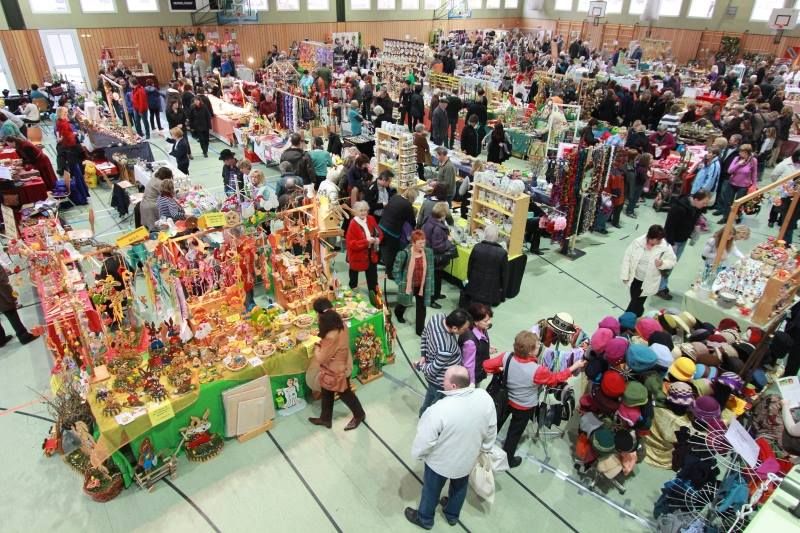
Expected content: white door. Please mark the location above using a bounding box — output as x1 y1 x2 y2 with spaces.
38 30 90 91
0 42 16 94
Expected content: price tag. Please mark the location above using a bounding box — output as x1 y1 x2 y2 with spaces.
200 211 226 229
248 357 263 368
147 401 175 426
116 226 149 248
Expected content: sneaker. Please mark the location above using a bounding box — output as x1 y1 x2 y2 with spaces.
656 289 673 300
509 455 523 468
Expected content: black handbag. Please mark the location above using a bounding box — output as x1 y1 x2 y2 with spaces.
485 353 512 422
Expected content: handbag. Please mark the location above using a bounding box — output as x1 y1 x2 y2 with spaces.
485 353 512 422
434 240 458 269
468 450 495 503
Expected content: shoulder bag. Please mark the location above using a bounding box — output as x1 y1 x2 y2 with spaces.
485 353 513 422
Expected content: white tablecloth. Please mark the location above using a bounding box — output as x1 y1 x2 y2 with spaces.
134 161 187 188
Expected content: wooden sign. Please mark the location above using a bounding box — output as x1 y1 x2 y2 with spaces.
116 226 149 248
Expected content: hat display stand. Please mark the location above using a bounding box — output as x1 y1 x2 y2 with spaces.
658 419 784 532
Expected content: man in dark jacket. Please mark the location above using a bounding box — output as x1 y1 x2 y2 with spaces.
568 39 581 60
409 85 425 131
431 99 449 146
280 133 316 185
464 224 508 306
467 90 488 144
625 124 650 154
657 191 710 300
379 187 417 279
399 80 413 129
446 93 462 149
365 170 396 221
460 115 480 157
712 134 742 213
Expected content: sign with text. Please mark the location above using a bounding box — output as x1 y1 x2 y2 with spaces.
170 0 198 10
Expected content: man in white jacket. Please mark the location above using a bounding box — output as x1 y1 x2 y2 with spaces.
620 224 677 317
405 366 497 529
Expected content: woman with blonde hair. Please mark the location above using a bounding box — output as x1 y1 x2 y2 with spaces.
702 225 749 267
167 126 190 174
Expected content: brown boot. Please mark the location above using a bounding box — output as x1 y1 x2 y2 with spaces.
308 417 331 429
344 416 364 431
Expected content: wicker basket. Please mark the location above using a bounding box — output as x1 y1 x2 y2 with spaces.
83 471 124 503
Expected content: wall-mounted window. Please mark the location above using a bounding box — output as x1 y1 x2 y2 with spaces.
351 0 371 8
276 0 300 9
80 0 116 12
687 0 715 18
505 0 519 8
554 0 572 10
29 0 70 13
751 0 785 21
249 0 269 9
469 0 482 7
628 0 646 14
485 0 500 8
308 0 329 8
126 0 158 10
423 0 438 8
401 0 418 7
629 0 682 16
378 0 396 8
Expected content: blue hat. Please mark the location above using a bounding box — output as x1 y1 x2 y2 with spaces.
625 344 658 373
619 312 637 331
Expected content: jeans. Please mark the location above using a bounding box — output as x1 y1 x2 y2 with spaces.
499 405 536 459
718 184 748 220
659 241 687 291
133 109 150 138
626 183 644 215
419 383 442 417
626 278 647 317
1 309 29 339
417 464 469 528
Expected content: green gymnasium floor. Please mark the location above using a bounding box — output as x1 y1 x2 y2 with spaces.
0 124 780 532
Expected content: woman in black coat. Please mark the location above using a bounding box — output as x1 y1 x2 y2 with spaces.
408 85 425 130
463 226 508 306
460 115 480 157
187 97 211 157
378 188 418 280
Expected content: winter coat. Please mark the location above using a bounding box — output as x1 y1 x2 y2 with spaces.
393 247 435 307
181 91 195 112
431 106 449 145
0 268 17 313
411 386 497 479
605 171 625 207
280 147 315 184
620 235 677 296
316 328 353 393
691 157 720 194
465 241 508 306
414 132 431 165
625 131 650 154
467 100 488 124
168 137 190 170
132 86 148 113
145 86 162 111
188 105 211 132
166 108 186 129
379 195 416 237
365 182 396 216
422 217 451 256
409 92 425 119
727 156 758 188
460 124 480 157
345 215 383 271
140 175 164 230
664 196 702 245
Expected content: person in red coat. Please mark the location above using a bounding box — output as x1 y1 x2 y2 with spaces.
130 78 151 139
345 200 383 293
9 137 58 190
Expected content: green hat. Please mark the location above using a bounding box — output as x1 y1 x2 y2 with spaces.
622 381 649 407
591 427 615 454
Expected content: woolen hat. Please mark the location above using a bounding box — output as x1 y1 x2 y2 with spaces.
747 327 764 346
658 313 678 335
592 386 622 414
733 342 755 361
626 344 658 373
597 454 623 478
618 311 637 331
693 363 719 380
688 329 711 343
591 427 616 454
666 382 695 406
718 318 740 332
614 429 638 453
585 358 608 381
591 328 615 354
680 311 698 329
598 316 621 336
691 378 714 397
691 395 722 421
719 330 740 343
579 412 604 435
622 381 649 407
716 371 744 394
636 317 663 342
649 330 674 351
651 343 674 369
670 314 692 336
617 404 641 427
668 357 696 382
604 337 629 365
691 342 721 366
601 370 627 398
707 334 726 345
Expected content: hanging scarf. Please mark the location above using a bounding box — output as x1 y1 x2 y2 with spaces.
405 249 426 297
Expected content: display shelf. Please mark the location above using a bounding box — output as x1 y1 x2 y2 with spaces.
469 181 530 257
375 128 416 190
751 266 800 326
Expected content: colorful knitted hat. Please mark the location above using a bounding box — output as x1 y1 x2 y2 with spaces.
591 328 615 354
622 381 649 407
668 357 696 382
601 370 627 398
604 337 629 366
598 316 621 336
666 382 695 406
626 344 658 373
649 330 674 351
591 427 616 454
618 311 637 331
716 371 744 394
617 404 641 427
691 395 722 421
636 317 663 342
693 363 719 380
651 343 674 369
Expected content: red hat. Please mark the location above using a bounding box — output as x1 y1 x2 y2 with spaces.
601 370 626 398
747 327 764 346
717 318 740 332
591 328 615 354
635 317 663 342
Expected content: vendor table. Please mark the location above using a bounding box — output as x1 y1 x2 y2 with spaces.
343 135 375 158
83 132 154 163
211 115 237 146
15 177 48 205
133 161 187 188
91 306 390 487
683 288 768 331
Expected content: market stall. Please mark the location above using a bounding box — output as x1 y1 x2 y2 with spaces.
0 150 49 206
206 94 252 146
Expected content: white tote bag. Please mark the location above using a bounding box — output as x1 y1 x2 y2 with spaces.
469 451 496 503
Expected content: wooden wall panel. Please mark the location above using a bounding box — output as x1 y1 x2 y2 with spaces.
0 30 48 91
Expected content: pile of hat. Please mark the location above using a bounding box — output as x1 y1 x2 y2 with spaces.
576 309 793 484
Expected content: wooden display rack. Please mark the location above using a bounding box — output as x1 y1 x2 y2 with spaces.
100 45 142 70
375 128 417 191
429 72 460 93
469 181 530 257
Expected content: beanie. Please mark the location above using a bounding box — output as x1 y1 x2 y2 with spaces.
591 328 615 354
598 316 621 336
649 330 674 351
626 344 658 373
622 381 649 407
591 427 616 454
636 317 663 342
618 311 637 331
601 370 627 398
604 337 629 366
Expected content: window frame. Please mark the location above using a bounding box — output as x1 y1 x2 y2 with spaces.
307 0 330 9
79 0 117 13
125 0 159 11
750 0 787 21
351 0 372 9
29 0 71 13
377 0 396 9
